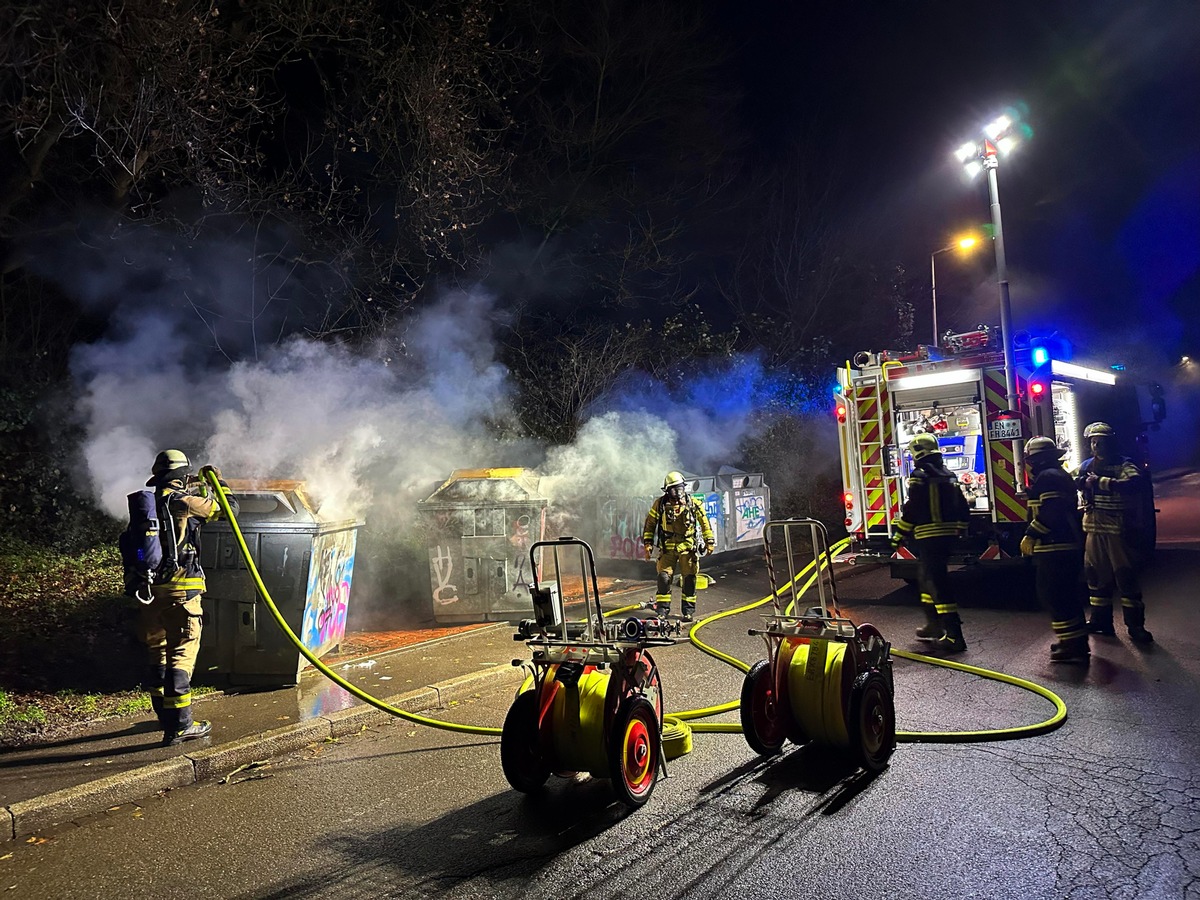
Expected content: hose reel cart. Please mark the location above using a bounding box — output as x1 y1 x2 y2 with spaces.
740 519 896 772
501 537 679 808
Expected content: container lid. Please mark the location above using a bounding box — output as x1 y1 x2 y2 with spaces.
419 467 546 506
211 478 360 530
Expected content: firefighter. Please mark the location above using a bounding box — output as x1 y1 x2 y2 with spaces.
891 433 971 653
1021 437 1089 664
138 450 238 745
1072 422 1152 643
642 471 715 622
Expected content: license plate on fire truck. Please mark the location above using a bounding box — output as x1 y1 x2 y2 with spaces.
987 413 1024 441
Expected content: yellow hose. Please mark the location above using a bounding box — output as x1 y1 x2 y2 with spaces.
206 470 1066 749
671 537 1068 744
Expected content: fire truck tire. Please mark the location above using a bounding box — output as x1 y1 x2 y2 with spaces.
500 691 550 794
609 697 660 808
848 670 896 773
740 658 787 756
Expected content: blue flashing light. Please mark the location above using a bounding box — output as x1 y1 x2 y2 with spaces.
1110 363 1126 371
1031 346 1049 367
833 382 843 394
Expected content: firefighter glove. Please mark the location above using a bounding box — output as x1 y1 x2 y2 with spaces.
199 464 222 481
1019 535 1036 557
643 543 653 561
889 533 903 550
705 542 715 555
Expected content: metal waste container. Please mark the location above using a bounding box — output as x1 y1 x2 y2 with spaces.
195 479 363 687
417 468 547 624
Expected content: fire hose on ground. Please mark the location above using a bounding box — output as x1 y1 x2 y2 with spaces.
202 471 1067 757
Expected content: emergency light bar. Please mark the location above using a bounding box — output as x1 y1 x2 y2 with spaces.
889 369 981 391
1050 360 1117 386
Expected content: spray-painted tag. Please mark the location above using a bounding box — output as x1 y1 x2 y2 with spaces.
805 639 828 681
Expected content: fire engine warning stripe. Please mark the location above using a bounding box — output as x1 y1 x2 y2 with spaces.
982 370 1007 413
867 487 884 510
989 437 1026 521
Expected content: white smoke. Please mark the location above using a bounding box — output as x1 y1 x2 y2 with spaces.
71 285 525 525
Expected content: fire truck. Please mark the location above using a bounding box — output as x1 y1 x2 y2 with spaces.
834 327 1160 580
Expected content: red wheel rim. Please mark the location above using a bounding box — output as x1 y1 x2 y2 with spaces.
621 717 654 796
752 668 788 747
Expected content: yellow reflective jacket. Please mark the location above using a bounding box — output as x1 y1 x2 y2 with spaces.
643 493 715 553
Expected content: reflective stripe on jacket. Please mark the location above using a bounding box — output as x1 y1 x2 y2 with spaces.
1025 465 1083 553
151 479 238 598
1072 456 1142 535
894 464 969 542
643 494 715 550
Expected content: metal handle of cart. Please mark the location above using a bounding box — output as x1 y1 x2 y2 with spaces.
762 518 841 619
527 536 604 644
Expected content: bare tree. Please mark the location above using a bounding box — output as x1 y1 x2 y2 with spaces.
0 0 532 360
498 0 741 311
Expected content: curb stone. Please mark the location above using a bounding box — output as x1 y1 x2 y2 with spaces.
3 661 521 842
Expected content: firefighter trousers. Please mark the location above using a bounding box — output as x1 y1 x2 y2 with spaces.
137 594 204 734
914 536 956 615
1034 547 1087 643
1084 532 1142 609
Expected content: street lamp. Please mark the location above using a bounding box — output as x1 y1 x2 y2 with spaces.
930 236 978 346
955 112 1029 417
955 109 1031 476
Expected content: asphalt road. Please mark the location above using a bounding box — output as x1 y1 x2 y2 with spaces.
5 530 1198 900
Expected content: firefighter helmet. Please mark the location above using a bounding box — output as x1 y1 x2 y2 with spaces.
909 433 940 462
663 471 686 491
1083 422 1115 439
1024 436 1065 461
151 449 191 477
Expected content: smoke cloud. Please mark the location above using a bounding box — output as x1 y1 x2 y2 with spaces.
44 215 804 622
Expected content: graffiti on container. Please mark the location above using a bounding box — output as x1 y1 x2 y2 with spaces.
735 493 767 543
430 545 460 605
302 529 357 656
701 492 724 539
601 496 654 560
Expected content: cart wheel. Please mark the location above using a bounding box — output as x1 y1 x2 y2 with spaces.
609 697 660 808
740 658 787 756
848 670 896 773
501 691 550 793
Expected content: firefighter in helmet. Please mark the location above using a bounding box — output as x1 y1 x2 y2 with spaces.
642 471 715 622
138 450 238 745
1071 422 1152 643
891 433 971 653
1021 436 1089 663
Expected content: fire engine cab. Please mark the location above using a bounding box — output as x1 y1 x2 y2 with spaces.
834 327 1159 580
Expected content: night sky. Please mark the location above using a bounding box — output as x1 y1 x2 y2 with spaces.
717 0 1199 365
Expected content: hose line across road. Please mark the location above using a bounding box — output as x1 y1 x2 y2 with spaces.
204 472 1066 753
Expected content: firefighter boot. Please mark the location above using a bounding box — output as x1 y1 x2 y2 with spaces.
932 613 967 654
681 596 696 623
915 604 941 641
1087 603 1116 637
1049 637 1091 664
1123 606 1154 645
164 720 212 747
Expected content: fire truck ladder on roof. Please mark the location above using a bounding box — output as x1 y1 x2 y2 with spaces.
853 372 896 536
